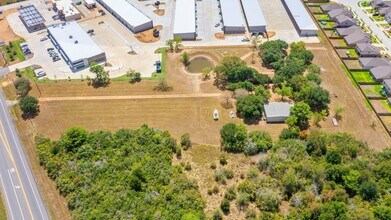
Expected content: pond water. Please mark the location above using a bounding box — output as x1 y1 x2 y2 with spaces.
186 57 214 73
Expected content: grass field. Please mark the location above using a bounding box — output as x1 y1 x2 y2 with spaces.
347 49 359 58
314 14 330 21
359 1 370 7
0 39 26 65
361 84 385 97
0 193 6 220
351 70 375 83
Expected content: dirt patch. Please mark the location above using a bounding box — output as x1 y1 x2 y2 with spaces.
135 25 162 43
0 9 21 42
214 33 225 40
265 31 276 39
309 44 391 150
153 9 165 16
173 145 259 219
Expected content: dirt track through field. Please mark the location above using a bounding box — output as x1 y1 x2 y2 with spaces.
38 93 222 102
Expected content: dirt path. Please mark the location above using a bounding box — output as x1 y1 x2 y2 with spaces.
39 93 222 102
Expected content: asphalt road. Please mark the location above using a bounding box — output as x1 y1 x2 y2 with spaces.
0 90 50 220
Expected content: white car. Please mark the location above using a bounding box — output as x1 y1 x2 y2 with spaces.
213 109 219 120
230 111 235 118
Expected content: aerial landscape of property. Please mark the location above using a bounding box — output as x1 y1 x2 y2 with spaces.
0 0 391 219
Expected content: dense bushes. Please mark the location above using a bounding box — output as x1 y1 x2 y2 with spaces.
37 125 205 219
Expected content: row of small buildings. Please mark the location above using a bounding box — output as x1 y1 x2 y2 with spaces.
321 3 391 102
371 0 391 24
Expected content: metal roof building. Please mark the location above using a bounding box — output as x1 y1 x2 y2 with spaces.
47 21 106 70
282 0 318 36
264 102 293 123
240 0 267 33
96 0 153 33
219 0 246 34
18 5 46 32
173 0 196 40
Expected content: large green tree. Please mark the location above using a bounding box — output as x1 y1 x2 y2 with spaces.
220 123 248 153
236 95 264 120
19 95 39 118
89 62 110 86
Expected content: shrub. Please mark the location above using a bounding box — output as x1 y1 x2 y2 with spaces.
184 162 192 171
219 154 228 166
14 77 31 97
180 133 191 150
220 199 230 214
212 209 223 220
210 162 217 170
224 186 237 201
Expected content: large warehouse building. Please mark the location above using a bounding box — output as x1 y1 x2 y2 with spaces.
173 0 196 40
96 0 153 33
219 0 246 34
240 0 267 33
47 21 106 70
282 0 318 36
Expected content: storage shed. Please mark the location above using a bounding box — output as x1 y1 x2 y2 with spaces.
219 0 246 34
240 0 267 33
282 0 318 36
264 102 293 123
173 0 196 40
96 0 153 33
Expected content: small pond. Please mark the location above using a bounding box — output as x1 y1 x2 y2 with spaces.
186 57 214 73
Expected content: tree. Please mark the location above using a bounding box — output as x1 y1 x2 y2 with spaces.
334 105 344 121
166 39 174 52
288 101 312 129
306 73 322 85
307 64 321 75
14 77 31 97
289 50 314 65
306 131 328 156
236 95 264 120
19 95 39 118
180 52 190 66
326 149 342 164
89 62 110 86
359 181 377 201
304 87 330 111
255 188 282 212
279 127 300 140
220 92 232 109
343 170 361 195
251 35 261 63
319 202 348 220
275 81 292 101
282 169 300 198
220 199 230 214
212 209 223 220
254 86 271 102
174 37 183 52
127 69 141 83
181 133 191 150
61 127 88 152
248 130 273 152
154 79 172 92
220 123 247 153
202 67 211 80
290 41 306 53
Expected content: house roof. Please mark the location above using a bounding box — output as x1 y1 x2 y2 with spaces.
344 29 371 45
241 0 267 28
320 3 344 12
372 0 384 6
355 43 381 54
379 6 391 15
18 5 45 27
370 66 391 80
173 0 196 35
282 0 318 31
335 14 356 24
328 8 353 19
47 21 104 63
264 102 292 118
384 79 391 89
336 25 361 36
220 0 246 28
359 57 391 67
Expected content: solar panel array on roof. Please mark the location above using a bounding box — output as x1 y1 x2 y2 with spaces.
18 5 45 27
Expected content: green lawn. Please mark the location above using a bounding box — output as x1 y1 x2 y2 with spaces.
314 14 330 21
373 15 385 22
347 49 359 58
341 64 359 89
381 100 391 111
0 39 26 64
351 70 375 83
358 1 370 7
362 85 385 96
320 21 335 29
371 35 381 43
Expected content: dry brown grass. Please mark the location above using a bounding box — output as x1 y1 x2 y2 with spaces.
134 25 162 43
153 9 165 16
0 9 21 42
214 33 225 40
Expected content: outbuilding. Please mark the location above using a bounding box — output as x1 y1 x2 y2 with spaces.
264 102 293 123
18 5 46 32
173 0 196 40
219 0 246 34
84 0 96 9
96 0 153 33
282 0 318 36
47 21 106 70
52 0 82 21
240 0 267 33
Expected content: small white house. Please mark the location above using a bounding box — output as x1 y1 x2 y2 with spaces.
264 102 293 123
84 0 96 9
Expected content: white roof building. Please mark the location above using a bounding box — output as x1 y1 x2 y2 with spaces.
240 0 267 33
282 0 318 36
52 0 81 21
96 0 153 33
173 0 196 40
220 0 246 34
264 102 293 123
47 21 106 69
